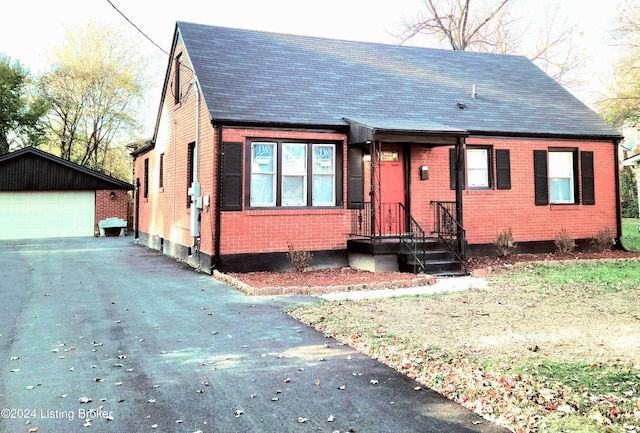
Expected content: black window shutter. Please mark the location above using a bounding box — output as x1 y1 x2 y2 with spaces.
533 150 548 205
495 149 511 190
222 142 243 211
581 151 595 205
449 148 465 190
347 147 365 209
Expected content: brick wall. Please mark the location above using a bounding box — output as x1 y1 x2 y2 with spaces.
95 189 130 234
408 137 618 245
134 40 217 254
219 129 349 255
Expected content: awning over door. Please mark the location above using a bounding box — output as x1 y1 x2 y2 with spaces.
344 117 468 146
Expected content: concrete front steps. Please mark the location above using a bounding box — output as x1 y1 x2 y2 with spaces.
347 237 466 277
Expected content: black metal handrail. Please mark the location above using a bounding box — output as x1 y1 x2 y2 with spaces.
398 202 426 272
431 201 467 270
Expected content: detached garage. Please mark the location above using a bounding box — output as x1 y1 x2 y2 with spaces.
0 147 133 240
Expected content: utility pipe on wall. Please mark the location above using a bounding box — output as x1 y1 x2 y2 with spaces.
189 78 201 245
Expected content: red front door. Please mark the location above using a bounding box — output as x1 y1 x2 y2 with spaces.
376 145 406 235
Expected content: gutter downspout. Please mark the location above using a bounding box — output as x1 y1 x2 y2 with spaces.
456 136 466 259
189 79 201 250
214 124 223 269
614 138 625 250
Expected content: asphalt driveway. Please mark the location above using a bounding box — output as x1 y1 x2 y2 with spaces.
0 237 507 433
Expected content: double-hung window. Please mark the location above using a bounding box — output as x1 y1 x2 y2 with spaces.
282 143 307 206
250 142 277 206
312 144 335 205
466 148 490 188
450 146 505 190
534 148 594 206
248 140 339 208
548 151 575 203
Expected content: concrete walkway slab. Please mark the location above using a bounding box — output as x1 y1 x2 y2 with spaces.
319 276 489 301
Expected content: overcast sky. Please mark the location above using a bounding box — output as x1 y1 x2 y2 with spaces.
1 0 621 129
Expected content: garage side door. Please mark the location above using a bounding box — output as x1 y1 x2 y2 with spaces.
0 191 95 240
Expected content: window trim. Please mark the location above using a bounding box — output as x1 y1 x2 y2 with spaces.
158 153 164 189
466 146 493 190
143 158 149 199
245 139 343 209
174 54 182 105
250 142 277 207
548 147 579 205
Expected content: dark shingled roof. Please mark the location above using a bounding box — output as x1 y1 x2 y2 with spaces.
176 21 620 139
0 147 133 191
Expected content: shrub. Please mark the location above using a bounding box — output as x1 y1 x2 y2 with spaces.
592 226 616 251
495 228 517 256
287 242 313 273
554 229 576 254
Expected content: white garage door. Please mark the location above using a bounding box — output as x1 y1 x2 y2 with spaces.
0 191 95 240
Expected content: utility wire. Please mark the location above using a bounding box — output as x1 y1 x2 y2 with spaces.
106 0 169 56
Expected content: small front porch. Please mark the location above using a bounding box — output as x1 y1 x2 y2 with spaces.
344 117 469 276
347 201 467 276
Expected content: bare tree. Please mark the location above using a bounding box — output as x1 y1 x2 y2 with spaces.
399 0 512 51
398 0 582 87
599 0 640 128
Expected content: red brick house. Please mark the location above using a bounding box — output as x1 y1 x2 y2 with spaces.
132 22 623 275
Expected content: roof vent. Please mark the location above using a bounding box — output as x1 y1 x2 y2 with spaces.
471 84 478 99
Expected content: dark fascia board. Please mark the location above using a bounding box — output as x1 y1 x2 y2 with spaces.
469 130 623 142
211 118 349 134
149 22 181 149
0 147 134 190
130 140 156 158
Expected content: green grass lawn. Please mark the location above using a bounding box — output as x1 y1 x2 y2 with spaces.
622 218 640 251
288 258 640 433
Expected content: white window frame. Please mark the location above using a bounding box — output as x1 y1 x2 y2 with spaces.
549 151 575 204
281 143 307 206
467 147 490 188
250 142 277 207
312 144 336 206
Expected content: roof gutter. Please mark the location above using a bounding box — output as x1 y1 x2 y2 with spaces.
468 130 624 142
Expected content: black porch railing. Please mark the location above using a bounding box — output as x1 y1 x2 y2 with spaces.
350 202 427 272
350 202 408 238
431 201 467 270
351 202 417 240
